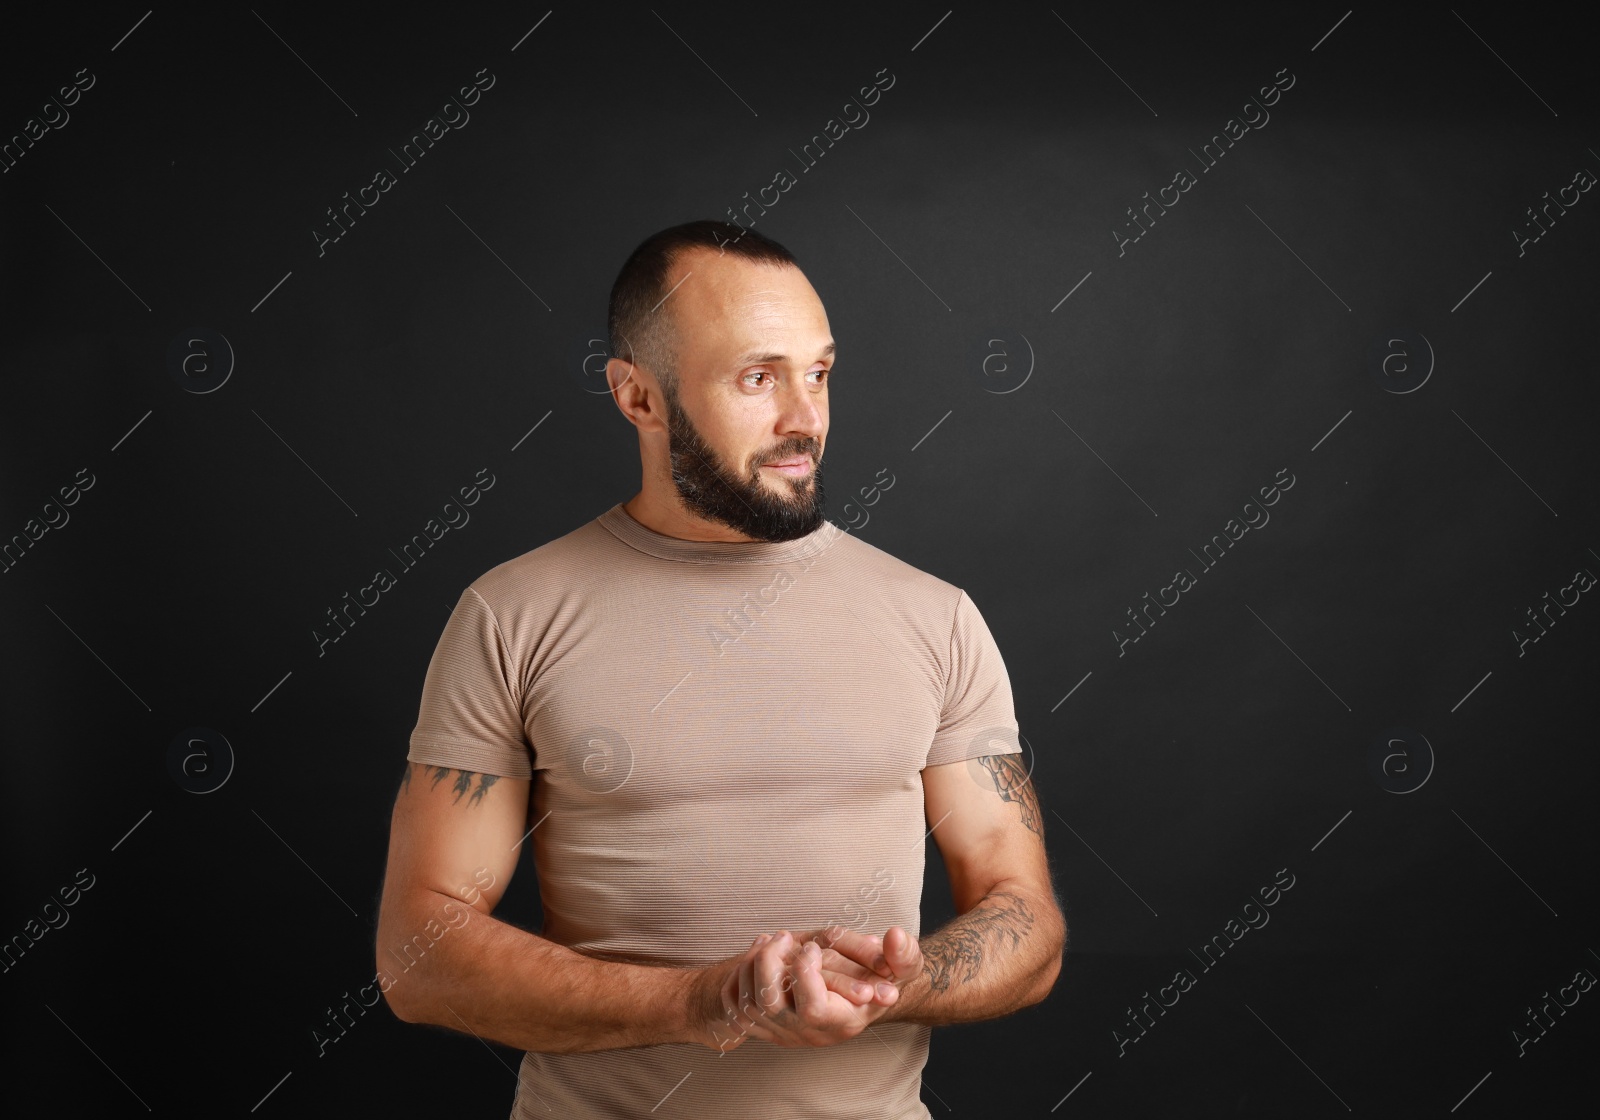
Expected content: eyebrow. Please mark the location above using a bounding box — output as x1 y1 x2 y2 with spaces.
734 342 836 366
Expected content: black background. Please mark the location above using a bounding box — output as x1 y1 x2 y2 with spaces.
2 4 1596 1116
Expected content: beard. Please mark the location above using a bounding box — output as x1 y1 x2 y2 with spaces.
661 381 827 543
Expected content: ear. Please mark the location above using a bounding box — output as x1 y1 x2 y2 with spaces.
609 357 673 438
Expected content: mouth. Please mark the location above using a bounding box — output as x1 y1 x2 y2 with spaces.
762 456 814 476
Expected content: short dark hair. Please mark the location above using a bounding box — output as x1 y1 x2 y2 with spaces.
607 220 798 397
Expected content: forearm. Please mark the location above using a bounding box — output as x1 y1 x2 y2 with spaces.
378 889 694 1053
886 883 1065 1026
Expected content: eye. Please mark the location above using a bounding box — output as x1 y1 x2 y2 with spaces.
809 367 830 384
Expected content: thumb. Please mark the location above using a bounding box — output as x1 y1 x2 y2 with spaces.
882 927 921 980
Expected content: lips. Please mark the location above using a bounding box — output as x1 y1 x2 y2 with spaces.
765 457 811 468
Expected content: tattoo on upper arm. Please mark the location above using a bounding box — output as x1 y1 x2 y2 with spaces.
976 753 1043 838
920 889 1036 992
401 763 500 806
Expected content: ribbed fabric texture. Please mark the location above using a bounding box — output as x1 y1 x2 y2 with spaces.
408 502 1021 1119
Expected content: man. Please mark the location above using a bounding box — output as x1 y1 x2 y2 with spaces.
375 220 1066 1118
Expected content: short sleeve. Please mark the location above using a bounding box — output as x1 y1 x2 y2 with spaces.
407 586 533 779
923 590 1022 768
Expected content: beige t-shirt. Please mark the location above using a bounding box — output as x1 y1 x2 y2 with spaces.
408 502 1021 1119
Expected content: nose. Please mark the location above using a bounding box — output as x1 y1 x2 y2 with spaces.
774 381 826 446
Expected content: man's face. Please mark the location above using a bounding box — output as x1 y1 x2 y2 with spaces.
654 248 834 542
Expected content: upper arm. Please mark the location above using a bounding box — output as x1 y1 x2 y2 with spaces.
921 752 1051 914
383 586 533 927
377 762 530 926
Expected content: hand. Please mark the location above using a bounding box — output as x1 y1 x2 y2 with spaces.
687 930 880 1053
799 923 923 998
690 926 924 1052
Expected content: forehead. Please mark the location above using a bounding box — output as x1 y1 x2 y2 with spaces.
669 248 826 342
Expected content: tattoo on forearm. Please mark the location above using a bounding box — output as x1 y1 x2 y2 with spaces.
401 763 499 806
977 753 1043 837
920 890 1036 993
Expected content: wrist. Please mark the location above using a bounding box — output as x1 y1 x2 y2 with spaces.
883 960 931 1024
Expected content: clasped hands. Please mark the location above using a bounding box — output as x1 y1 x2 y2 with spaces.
694 924 923 1052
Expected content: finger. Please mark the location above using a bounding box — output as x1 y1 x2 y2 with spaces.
815 948 879 982
789 940 830 1022
724 960 752 1032
817 965 877 1004
882 926 922 982
814 927 893 978
755 931 795 1018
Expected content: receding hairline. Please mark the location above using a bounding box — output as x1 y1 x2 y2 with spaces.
731 341 836 366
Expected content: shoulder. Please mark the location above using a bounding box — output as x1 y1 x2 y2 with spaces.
463 509 627 613
832 524 966 611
